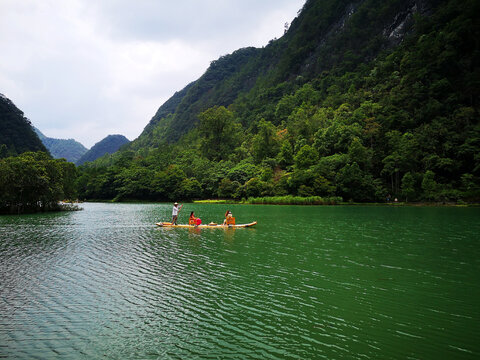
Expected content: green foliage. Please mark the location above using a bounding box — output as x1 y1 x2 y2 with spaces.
75 0 480 204
0 152 78 213
217 178 242 199
198 106 242 161
244 177 272 198
401 172 416 202
336 162 376 201
0 95 47 157
294 144 319 169
421 170 439 201
244 195 342 205
277 140 294 167
252 119 280 162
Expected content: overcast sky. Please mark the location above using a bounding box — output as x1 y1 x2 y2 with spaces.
0 0 305 148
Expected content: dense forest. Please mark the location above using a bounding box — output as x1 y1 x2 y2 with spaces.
34 127 88 163
76 0 479 203
0 152 77 214
0 94 79 213
0 94 48 157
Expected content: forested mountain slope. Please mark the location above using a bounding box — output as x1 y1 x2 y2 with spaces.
77 135 130 165
0 93 48 157
34 127 87 163
78 0 480 202
133 0 438 146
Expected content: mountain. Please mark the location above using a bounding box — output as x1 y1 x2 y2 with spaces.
0 93 48 157
77 134 130 165
78 0 480 203
34 127 87 163
133 0 439 146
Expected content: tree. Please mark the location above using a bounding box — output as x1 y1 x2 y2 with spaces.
198 106 242 161
287 103 318 141
401 172 416 202
421 170 438 201
179 178 202 200
313 176 335 196
381 131 418 195
348 137 371 169
336 162 375 201
217 178 241 199
244 177 271 197
0 152 77 213
277 140 294 168
353 101 382 149
294 145 318 169
252 119 280 162
58 160 78 200
275 94 296 124
227 161 258 184
114 167 153 201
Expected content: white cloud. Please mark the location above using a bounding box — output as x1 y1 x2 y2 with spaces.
0 0 305 148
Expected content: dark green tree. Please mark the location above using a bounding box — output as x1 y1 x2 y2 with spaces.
198 106 242 161
401 172 416 202
252 119 280 162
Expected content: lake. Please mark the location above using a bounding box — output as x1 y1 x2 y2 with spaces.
1 203 479 359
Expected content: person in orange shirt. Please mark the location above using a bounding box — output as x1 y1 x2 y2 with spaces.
223 210 235 225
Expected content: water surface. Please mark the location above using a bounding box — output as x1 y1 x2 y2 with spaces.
1 203 479 359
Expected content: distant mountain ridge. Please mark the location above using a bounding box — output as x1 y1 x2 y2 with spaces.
34 127 87 163
0 93 47 157
77 134 130 165
0 92 128 164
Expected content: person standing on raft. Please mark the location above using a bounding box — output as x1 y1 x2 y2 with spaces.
172 202 183 225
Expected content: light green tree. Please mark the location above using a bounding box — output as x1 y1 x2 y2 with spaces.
294 145 319 169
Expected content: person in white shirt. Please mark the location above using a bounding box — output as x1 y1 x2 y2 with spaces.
171 202 183 224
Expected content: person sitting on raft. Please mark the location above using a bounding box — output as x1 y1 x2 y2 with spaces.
189 211 196 225
223 210 235 225
189 211 201 226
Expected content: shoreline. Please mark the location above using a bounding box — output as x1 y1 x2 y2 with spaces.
78 199 480 207
194 200 480 207
0 202 83 216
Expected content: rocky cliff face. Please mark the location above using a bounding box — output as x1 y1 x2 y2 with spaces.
383 0 433 44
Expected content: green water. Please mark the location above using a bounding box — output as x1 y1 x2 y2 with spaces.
0 203 479 359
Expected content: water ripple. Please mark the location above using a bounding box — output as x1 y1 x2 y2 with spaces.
1 204 480 358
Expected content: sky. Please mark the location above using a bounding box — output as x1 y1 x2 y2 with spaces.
0 0 305 148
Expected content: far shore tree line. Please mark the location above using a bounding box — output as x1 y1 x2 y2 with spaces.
74 101 479 204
